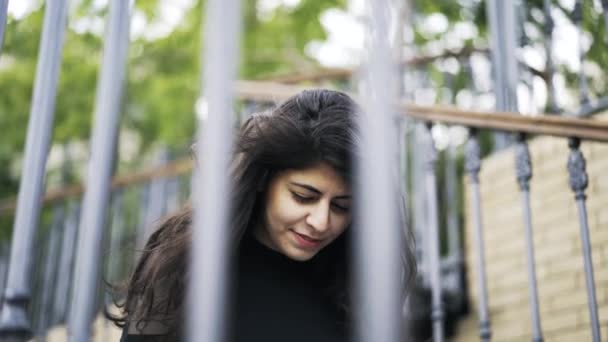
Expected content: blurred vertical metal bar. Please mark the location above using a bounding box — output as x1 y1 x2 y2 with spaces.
573 0 590 109
165 176 181 215
0 1 69 339
135 183 150 250
52 201 80 325
444 143 462 295
106 190 125 285
567 138 600 342
142 149 169 239
0 244 8 302
424 124 444 342
514 133 543 342
486 0 517 149
602 0 608 45
465 130 491 342
413 123 429 286
35 204 64 341
188 0 241 341
355 1 403 341
0 0 8 53
68 1 130 340
542 0 559 113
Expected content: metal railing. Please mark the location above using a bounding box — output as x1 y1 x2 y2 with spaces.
0 1 606 341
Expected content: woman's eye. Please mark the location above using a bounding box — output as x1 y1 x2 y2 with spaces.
331 203 350 213
291 192 315 202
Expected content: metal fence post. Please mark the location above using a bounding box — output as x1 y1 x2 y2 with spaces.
514 133 543 342
424 124 444 342
68 1 130 340
0 1 69 339
542 0 559 113
0 0 8 53
567 138 601 342
465 129 491 342
35 204 64 341
189 0 241 341
573 0 590 109
53 201 80 326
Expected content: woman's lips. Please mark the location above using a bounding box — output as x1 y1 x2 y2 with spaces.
292 231 322 249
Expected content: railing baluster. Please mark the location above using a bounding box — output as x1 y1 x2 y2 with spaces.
602 0 608 45
0 1 69 339
542 0 559 113
165 176 181 215
413 123 429 286
465 129 491 342
486 0 518 149
0 0 8 53
135 183 150 250
142 149 169 240
106 190 125 285
444 142 462 298
68 1 130 340
514 133 543 342
566 138 601 342
424 124 444 342
35 204 64 340
52 201 80 325
189 0 241 341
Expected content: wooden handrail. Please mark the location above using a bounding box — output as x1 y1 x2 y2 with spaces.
236 81 608 142
1 79 607 216
264 47 488 84
0 159 194 215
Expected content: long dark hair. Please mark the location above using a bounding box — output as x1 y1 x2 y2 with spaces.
108 89 415 338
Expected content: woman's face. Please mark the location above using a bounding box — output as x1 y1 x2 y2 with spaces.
254 162 352 261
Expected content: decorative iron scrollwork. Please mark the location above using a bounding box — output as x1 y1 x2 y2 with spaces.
515 134 532 191
465 130 481 183
567 138 588 200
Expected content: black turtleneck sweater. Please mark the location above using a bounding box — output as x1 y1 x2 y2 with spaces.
120 235 349 342
230 234 348 342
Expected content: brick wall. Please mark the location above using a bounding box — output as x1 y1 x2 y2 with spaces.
452 115 608 341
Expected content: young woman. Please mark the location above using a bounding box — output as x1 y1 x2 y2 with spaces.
110 89 415 341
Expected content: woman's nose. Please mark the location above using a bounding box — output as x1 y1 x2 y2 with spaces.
306 202 330 233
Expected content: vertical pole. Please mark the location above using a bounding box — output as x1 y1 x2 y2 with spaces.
602 0 608 45
355 1 403 341
573 0 590 109
413 123 429 286
0 0 8 53
465 130 491 342
53 201 80 326
424 124 444 342
68 1 130 340
0 1 69 339
542 0 559 113
486 0 518 149
35 204 64 342
106 190 125 285
188 0 241 341
566 138 601 342
514 133 543 342
142 149 169 240
445 143 462 295
135 183 150 250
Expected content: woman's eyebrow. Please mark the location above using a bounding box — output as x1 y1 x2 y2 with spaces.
289 182 352 199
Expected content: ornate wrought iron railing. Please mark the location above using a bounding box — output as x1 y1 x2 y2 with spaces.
0 1 606 341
